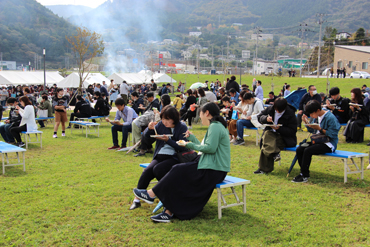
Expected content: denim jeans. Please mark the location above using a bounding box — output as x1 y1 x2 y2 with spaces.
111 124 132 147
236 119 254 139
0 123 15 142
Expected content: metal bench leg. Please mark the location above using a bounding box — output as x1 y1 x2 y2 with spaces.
2 153 4 174
361 157 364 180
217 188 222 219
23 151 25 172
98 126 99 137
242 184 246 214
343 158 348 183
40 133 42 148
86 126 88 138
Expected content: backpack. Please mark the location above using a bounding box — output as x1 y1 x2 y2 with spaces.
103 100 112 115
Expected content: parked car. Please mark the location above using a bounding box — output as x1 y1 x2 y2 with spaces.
350 71 370 79
201 70 208 74
184 70 190 74
216 71 224 75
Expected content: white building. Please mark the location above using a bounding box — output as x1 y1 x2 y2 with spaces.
157 51 171 59
336 32 351 40
199 54 209 60
181 51 192 60
0 61 16 70
251 34 273 41
242 50 251 59
253 59 279 75
189 32 202 37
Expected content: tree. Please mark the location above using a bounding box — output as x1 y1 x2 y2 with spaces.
66 27 105 93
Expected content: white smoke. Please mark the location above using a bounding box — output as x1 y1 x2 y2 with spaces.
69 0 166 74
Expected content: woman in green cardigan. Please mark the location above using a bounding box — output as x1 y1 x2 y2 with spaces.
133 102 231 222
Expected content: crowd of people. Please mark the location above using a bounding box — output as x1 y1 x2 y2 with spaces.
1 75 370 223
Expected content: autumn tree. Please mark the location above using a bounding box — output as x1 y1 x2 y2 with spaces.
66 27 105 93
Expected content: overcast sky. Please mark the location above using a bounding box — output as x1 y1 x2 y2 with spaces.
36 0 109 8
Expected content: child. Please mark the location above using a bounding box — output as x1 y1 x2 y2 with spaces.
52 88 68 138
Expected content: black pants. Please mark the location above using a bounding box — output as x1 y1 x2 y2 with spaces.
296 143 332 177
10 124 27 143
182 110 196 126
297 112 303 128
69 113 91 124
137 154 177 189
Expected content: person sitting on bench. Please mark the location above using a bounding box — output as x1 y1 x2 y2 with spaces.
254 98 297 174
133 102 230 223
67 95 92 128
10 96 38 147
106 98 138 150
325 87 350 124
129 105 189 210
0 97 21 144
293 100 340 183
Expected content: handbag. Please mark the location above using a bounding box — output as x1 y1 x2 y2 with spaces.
177 149 198 163
311 134 330 144
231 110 239 120
38 109 48 118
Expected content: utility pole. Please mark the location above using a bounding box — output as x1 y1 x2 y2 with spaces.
298 23 308 77
211 45 214 70
254 27 262 76
317 13 326 78
0 52 2 71
226 33 230 75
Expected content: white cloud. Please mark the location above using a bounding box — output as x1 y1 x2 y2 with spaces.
35 0 108 8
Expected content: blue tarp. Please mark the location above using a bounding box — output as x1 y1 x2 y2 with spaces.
284 89 307 110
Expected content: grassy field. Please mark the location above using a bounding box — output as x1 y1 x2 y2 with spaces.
1 77 370 246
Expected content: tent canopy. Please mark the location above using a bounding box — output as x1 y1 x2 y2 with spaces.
57 73 109 88
0 71 64 85
108 70 176 85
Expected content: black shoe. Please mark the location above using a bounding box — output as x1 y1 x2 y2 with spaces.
145 150 153 154
292 174 309 183
16 142 25 147
134 152 145 157
150 211 173 223
253 169 268 174
133 188 155 204
367 142 370 146
273 153 281 162
233 138 245 146
67 126 71 129
129 201 141 210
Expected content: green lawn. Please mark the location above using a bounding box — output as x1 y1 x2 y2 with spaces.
1 77 370 246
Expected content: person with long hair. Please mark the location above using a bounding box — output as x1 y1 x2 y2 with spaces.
52 88 68 138
129 105 189 210
344 88 369 143
133 102 230 222
10 96 37 147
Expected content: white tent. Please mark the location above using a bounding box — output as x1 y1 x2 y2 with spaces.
0 71 64 85
108 71 176 85
57 73 109 88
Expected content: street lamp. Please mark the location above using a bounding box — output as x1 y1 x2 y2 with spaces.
43 48 46 88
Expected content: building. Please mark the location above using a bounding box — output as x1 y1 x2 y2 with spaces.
334 45 370 74
242 50 251 59
253 59 279 75
181 51 192 60
157 51 172 59
199 54 209 60
0 61 16 70
189 32 202 37
251 34 273 41
336 32 351 40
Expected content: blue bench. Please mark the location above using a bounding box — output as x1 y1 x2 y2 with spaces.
280 146 368 183
35 117 55 127
70 121 100 138
0 141 27 174
139 163 250 219
21 130 43 149
77 116 108 123
1 117 8 121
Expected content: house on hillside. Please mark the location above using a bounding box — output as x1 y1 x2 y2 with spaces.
251 34 273 41
189 32 202 37
336 32 351 40
334 45 370 74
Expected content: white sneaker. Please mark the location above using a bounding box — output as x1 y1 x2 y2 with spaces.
188 126 192 129
53 134 57 138
62 133 66 137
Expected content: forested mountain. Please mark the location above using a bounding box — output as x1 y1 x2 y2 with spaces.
0 0 75 67
46 5 92 19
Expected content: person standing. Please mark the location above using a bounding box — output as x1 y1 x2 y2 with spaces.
120 80 130 105
343 68 346 78
255 80 264 101
225 75 240 93
52 88 68 138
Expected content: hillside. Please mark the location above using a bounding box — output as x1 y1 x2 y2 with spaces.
0 0 76 67
46 5 92 19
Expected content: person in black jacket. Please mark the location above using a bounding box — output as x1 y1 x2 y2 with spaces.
91 91 107 116
180 89 197 118
130 91 144 115
225 75 240 93
0 97 21 143
326 87 350 123
129 105 189 210
255 98 297 174
138 92 160 113
297 85 322 129
67 95 92 128
150 79 157 92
